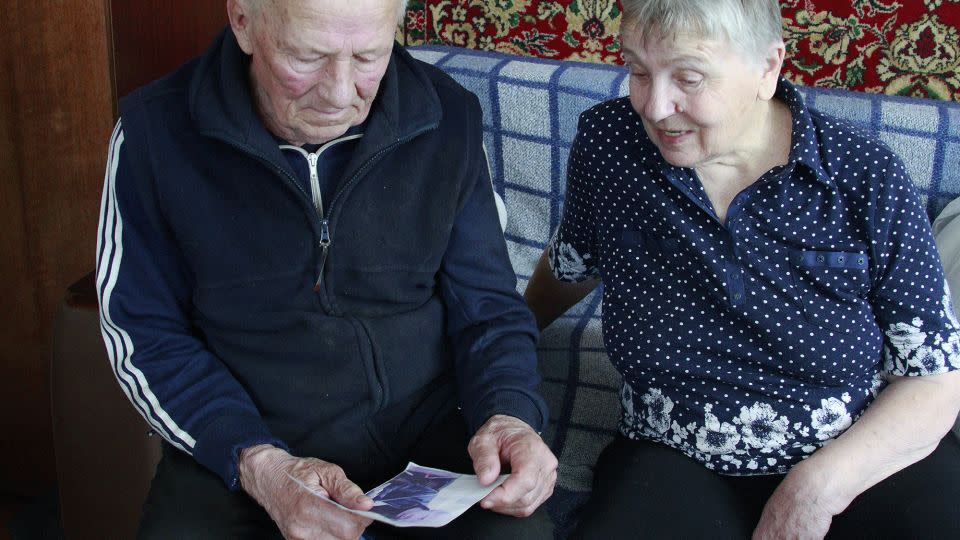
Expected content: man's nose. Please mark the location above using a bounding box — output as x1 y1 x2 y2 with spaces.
323 59 355 108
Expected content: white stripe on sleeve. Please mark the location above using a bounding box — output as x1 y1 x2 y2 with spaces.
96 120 196 452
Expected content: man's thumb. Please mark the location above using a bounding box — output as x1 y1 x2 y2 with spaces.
330 476 373 510
472 444 502 485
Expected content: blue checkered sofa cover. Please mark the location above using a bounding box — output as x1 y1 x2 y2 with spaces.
407 44 960 534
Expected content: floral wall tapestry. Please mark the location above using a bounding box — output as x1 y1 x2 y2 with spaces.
399 0 960 101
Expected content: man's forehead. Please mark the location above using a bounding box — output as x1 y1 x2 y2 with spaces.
259 0 399 17
256 0 399 37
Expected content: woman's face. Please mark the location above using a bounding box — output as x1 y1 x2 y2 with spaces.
622 28 777 169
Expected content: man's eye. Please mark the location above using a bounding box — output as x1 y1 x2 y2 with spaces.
289 56 323 73
677 73 703 87
291 53 324 65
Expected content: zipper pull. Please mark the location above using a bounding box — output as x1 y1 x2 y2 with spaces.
314 219 331 292
319 219 331 248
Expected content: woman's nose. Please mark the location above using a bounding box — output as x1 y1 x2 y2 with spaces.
643 83 682 124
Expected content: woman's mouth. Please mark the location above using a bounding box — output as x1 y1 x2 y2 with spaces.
658 128 694 143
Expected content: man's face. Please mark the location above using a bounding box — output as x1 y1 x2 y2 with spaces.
232 0 399 145
621 28 771 169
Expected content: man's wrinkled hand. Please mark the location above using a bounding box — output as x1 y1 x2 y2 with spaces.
238 444 374 540
469 414 558 517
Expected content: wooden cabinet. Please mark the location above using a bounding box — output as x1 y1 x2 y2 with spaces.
0 0 226 498
0 1 114 497
111 2 226 98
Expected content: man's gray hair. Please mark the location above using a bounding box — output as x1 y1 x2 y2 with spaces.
242 0 410 23
396 0 410 22
620 0 783 60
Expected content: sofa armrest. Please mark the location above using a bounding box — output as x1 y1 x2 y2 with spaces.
51 272 161 539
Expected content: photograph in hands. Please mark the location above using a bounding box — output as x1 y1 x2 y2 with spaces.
286 462 507 528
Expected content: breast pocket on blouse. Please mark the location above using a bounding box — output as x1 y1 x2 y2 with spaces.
790 248 874 334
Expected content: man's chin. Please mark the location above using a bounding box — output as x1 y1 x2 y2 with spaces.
297 123 352 145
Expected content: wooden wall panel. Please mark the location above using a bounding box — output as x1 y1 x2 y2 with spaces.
0 1 114 496
0 0 227 499
112 1 227 98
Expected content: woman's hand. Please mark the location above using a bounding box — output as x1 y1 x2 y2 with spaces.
752 461 838 540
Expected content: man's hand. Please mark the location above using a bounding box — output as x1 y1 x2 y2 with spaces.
239 444 373 540
752 462 840 540
469 414 558 517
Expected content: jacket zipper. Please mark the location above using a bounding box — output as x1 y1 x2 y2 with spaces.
309 152 330 292
317 218 331 290
279 135 362 291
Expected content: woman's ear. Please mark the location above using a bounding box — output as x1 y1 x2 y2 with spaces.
227 0 256 55
758 41 785 101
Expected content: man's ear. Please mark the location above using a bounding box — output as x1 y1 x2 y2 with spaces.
757 41 785 101
227 0 256 55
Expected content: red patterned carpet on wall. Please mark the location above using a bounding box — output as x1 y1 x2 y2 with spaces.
400 0 960 101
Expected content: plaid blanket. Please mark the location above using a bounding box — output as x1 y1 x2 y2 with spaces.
407 44 960 534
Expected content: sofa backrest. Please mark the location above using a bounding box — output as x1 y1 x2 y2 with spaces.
407 44 960 505
409 44 960 241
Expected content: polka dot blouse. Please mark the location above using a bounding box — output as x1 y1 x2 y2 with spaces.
548 77 960 475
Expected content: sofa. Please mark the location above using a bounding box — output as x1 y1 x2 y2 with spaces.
51 44 960 539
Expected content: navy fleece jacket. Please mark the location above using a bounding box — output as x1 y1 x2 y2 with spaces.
96 29 547 488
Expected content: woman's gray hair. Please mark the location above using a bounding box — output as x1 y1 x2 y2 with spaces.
620 0 783 61
242 0 410 24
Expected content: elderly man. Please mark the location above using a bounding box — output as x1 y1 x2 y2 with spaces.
96 0 556 538
525 0 960 538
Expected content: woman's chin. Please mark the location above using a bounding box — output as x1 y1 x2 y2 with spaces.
658 149 699 169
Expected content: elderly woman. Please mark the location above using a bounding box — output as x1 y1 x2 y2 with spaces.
525 0 960 537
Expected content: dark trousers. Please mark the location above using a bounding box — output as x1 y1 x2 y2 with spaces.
137 405 553 540
572 434 960 539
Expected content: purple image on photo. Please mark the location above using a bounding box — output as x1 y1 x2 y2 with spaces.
367 467 457 521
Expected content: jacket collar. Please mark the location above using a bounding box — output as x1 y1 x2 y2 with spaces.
188 28 441 170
